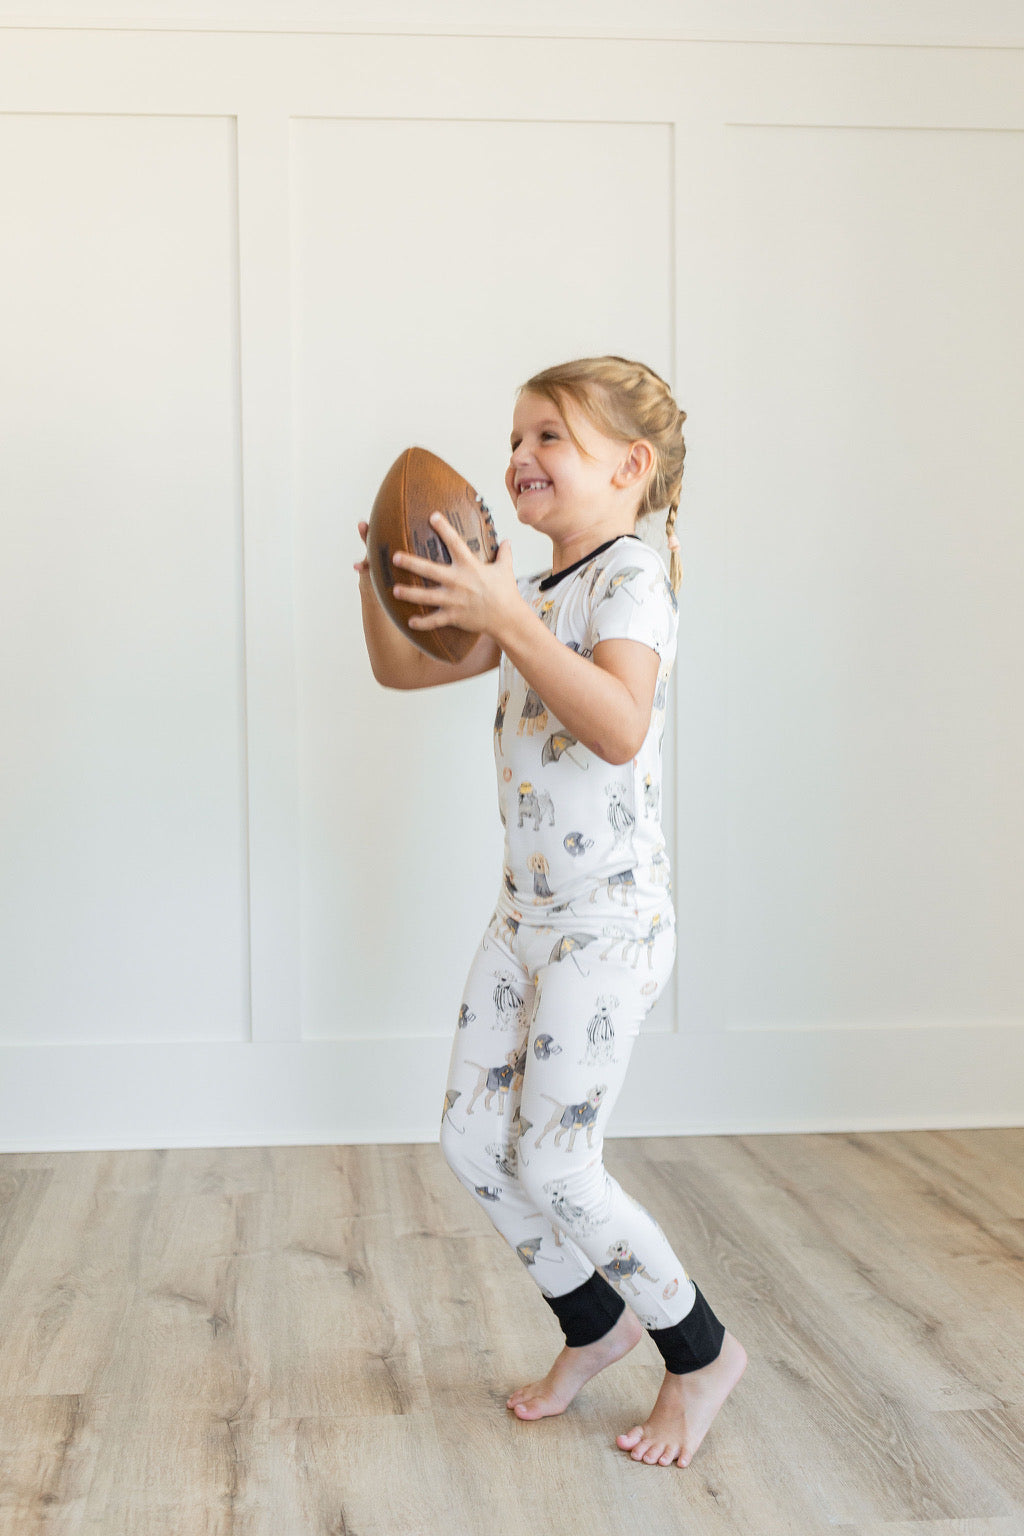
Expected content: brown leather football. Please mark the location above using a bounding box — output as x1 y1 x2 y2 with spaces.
367 447 499 663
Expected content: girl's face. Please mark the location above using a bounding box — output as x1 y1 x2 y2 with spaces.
504 390 638 536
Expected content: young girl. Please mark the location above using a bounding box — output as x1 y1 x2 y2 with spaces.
355 356 746 1469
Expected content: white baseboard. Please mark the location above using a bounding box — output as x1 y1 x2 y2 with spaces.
2 1024 1020 1153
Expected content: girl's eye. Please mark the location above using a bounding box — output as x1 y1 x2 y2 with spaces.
510 431 558 451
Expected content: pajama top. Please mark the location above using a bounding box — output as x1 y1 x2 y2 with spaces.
493 533 678 909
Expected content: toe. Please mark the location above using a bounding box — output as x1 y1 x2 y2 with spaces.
616 1425 644 1450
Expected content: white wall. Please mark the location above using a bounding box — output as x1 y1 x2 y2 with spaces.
1 5 1022 1150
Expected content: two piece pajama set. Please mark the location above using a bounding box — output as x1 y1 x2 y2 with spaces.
440 533 725 1372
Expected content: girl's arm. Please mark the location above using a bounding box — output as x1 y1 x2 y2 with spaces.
500 618 659 766
355 520 499 689
391 513 659 761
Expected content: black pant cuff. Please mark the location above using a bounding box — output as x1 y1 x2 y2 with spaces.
648 1281 725 1373
544 1270 626 1347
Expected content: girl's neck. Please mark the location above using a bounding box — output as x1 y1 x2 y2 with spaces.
550 513 639 575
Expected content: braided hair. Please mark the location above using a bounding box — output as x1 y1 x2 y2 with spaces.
517 355 687 592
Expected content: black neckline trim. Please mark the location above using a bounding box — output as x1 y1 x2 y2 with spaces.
537 533 641 591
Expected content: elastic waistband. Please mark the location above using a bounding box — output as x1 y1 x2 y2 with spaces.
496 874 673 928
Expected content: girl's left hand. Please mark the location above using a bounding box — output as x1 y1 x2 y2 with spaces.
391 512 519 638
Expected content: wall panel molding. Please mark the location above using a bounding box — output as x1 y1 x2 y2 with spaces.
236 108 302 1042
1 1 1023 49
0 25 1020 1148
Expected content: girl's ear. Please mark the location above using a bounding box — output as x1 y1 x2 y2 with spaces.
613 439 655 488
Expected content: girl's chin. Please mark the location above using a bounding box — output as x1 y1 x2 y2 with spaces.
515 495 552 524
516 509 550 534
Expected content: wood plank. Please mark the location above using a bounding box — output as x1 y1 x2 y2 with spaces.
0 1151 162 1398
609 1136 1017 1526
1 1132 1023 1534
720 1132 1024 1407
632 1132 1007 1413
833 1523 1024 1535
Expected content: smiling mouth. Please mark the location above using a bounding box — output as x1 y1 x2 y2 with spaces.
517 480 551 495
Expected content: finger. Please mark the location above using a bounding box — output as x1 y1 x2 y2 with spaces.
391 550 456 582
407 609 459 631
427 510 470 558
392 583 447 608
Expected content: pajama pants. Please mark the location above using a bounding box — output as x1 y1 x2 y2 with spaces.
440 885 725 1373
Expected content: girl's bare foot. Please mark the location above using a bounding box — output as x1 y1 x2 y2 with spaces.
507 1306 644 1420
616 1330 747 1467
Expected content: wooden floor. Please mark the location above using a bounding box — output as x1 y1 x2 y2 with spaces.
1 1129 1023 1535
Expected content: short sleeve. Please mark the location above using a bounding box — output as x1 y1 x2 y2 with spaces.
588 543 678 657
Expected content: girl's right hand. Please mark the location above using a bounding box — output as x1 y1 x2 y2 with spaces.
354 514 499 688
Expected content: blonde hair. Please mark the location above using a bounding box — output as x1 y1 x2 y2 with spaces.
518 355 687 592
